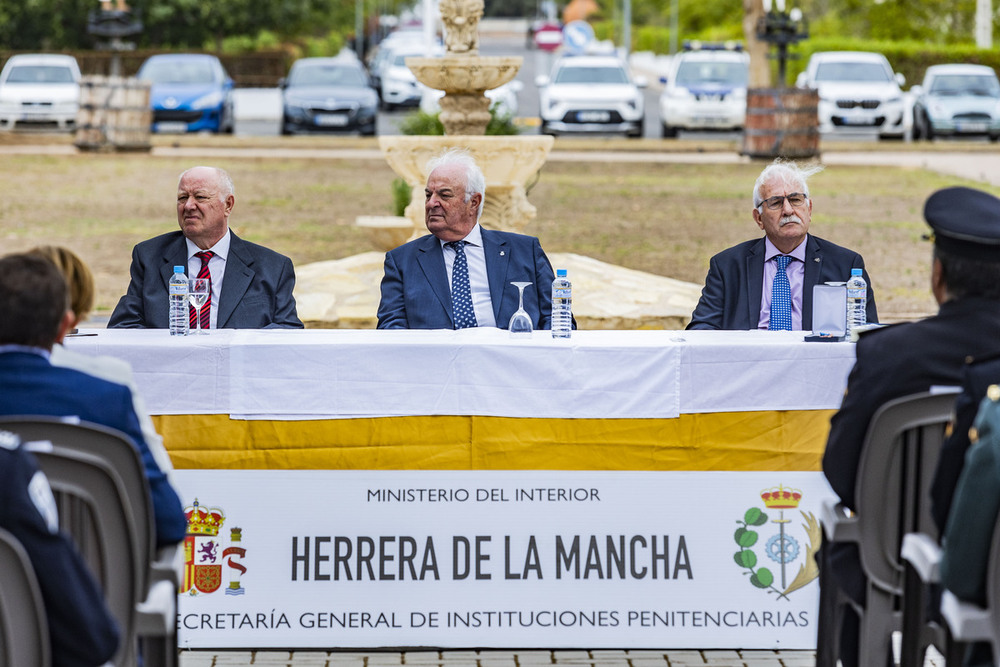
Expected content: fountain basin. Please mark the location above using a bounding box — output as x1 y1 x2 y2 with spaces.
378 135 554 235
406 55 523 94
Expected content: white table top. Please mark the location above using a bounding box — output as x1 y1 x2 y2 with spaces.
64 328 856 420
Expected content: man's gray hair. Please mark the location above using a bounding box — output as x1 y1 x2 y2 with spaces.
179 166 235 200
752 159 824 209
426 147 485 219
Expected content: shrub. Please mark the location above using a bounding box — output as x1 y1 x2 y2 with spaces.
399 103 520 136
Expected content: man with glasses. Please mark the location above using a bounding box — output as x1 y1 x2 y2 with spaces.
687 159 877 330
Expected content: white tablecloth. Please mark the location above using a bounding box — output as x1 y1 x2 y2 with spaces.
65 328 856 420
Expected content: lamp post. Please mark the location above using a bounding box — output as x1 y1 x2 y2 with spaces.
755 0 808 88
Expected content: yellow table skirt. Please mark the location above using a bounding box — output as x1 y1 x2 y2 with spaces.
154 409 835 472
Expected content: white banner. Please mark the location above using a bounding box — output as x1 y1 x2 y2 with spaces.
173 470 836 650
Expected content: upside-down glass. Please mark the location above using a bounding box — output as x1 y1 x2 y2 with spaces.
508 282 533 338
188 278 210 334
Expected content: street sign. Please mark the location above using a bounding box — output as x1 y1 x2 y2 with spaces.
562 20 595 55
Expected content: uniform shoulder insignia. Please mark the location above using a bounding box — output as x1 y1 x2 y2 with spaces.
0 430 20 451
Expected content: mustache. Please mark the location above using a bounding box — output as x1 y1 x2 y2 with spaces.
779 214 802 226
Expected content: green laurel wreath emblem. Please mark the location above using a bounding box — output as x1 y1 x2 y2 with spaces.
733 507 790 600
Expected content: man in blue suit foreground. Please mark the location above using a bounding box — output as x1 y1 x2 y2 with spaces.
377 148 559 330
0 253 187 548
108 165 303 329
687 159 877 331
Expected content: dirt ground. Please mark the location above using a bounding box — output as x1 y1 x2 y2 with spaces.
0 137 988 324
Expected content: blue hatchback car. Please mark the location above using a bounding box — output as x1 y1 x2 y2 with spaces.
137 54 234 133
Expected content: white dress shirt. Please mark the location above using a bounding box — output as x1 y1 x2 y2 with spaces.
440 223 497 328
185 230 231 329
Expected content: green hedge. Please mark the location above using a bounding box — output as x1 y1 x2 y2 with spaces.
787 38 1000 88
600 22 1000 89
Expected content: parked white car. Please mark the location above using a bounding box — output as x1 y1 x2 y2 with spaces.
379 44 442 110
0 54 81 131
796 51 906 139
658 44 749 138
535 54 647 138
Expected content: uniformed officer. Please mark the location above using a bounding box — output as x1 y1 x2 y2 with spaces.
0 429 119 666
819 186 1000 667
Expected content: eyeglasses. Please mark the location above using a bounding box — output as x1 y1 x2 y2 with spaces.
759 193 808 210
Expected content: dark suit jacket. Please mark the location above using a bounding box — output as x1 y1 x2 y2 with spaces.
0 351 187 548
0 441 120 667
931 354 1000 533
377 229 557 330
108 230 303 329
820 298 1000 605
686 235 878 330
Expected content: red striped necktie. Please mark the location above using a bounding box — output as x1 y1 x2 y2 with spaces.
189 251 214 330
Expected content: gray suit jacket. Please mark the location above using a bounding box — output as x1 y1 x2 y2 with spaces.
108 230 303 329
686 234 877 330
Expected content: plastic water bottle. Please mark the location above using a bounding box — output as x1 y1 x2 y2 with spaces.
551 269 572 339
846 268 867 337
169 265 189 336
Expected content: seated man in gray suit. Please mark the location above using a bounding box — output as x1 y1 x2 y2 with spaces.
109 166 303 329
687 159 877 331
377 148 558 330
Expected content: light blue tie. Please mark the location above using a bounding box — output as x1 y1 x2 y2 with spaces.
447 241 478 329
769 254 793 331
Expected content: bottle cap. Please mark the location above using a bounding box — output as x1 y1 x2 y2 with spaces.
556 269 567 277
174 266 185 274
851 268 862 276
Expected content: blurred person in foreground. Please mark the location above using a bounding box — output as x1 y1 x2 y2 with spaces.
0 252 186 549
687 159 877 330
29 245 175 483
930 357 1000 667
377 148 559 330
108 165 303 329
0 428 120 666
819 186 1000 667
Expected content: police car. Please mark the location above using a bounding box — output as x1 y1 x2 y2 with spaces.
535 51 647 138
658 42 749 138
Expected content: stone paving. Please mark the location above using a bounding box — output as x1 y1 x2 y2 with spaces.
178 648 817 667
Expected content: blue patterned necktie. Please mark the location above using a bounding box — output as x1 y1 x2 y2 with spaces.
446 241 478 329
769 254 793 331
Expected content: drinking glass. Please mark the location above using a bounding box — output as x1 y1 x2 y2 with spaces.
188 278 210 335
508 281 533 338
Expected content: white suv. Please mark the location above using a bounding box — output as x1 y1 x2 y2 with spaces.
658 45 749 138
796 51 906 139
535 54 647 137
0 54 81 131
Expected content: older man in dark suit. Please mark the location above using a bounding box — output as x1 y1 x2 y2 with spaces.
0 253 186 549
687 160 877 331
377 148 559 330
109 165 302 329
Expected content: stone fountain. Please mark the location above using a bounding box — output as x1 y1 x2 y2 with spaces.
293 4 702 329
377 0 555 236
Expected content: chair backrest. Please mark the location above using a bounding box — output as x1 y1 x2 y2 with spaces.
0 527 51 667
29 446 139 667
0 416 156 596
855 390 958 595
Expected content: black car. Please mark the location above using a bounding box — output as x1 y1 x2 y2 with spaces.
280 56 378 136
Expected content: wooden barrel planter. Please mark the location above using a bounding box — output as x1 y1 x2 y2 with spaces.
74 75 152 152
741 87 820 159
